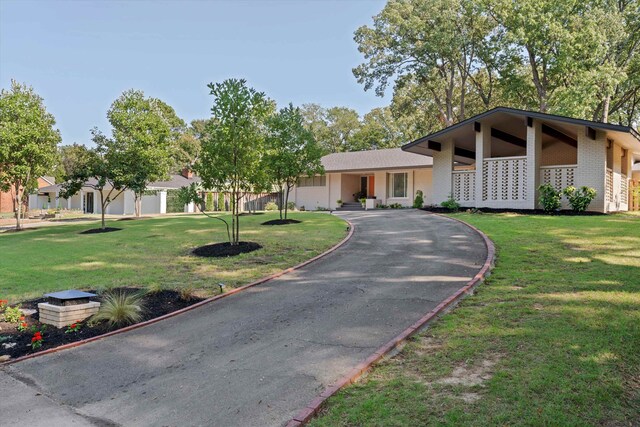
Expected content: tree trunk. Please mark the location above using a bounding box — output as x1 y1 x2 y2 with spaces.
284 185 291 219
99 191 106 229
279 186 284 220
14 182 23 231
134 192 142 217
602 95 610 123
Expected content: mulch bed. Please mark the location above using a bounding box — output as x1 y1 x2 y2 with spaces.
79 227 122 234
0 288 204 361
117 216 152 221
421 207 606 216
261 219 302 226
192 241 262 258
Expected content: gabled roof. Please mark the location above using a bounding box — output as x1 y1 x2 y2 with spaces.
147 174 201 189
402 107 640 164
322 148 432 173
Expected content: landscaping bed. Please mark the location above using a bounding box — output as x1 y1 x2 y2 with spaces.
192 241 262 257
421 206 605 215
261 219 301 225
0 288 205 361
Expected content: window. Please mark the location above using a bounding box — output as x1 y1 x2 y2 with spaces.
297 175 326 187
387 173 408 198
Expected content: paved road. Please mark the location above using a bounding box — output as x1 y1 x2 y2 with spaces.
1 210 487 427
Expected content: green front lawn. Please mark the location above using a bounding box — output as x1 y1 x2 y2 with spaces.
312 213 640 426
0 212 348 302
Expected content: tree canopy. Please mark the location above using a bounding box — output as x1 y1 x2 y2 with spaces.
0 80 61 229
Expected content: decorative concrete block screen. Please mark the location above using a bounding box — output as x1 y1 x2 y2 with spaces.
482 157 527 203
540 165 576 190
606 168 614 203
621 175 628 205
452 170 475 203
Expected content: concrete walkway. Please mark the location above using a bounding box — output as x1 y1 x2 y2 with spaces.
1 210 487 427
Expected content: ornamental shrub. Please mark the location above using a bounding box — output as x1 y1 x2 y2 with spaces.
265 201 278 211
91 292 145 328
205 193 214 211
563 186 597 212
538 184 561 212
3 305 22 323
413 190 425 208
287 201 296 211
441 196 460 211
217 193 225 211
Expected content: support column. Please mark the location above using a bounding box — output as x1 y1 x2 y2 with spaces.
526 119 542 209
159 191 167 214
576 129 607 212
475 123 491 207
432 140 454 205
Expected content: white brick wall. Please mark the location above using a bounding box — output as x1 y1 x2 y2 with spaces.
576 130 606 212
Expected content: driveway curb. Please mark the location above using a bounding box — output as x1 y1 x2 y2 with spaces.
1 216 354 367
286 212 495 426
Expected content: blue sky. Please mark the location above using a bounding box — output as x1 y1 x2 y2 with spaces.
0 0 388 145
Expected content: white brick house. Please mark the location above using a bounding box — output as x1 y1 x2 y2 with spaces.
402 107 640 213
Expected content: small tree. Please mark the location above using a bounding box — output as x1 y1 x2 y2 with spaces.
0 80 61 230
195 78 273 245
107 90 185 217
413 190 425 208
59 130 129 229
264 104 324 219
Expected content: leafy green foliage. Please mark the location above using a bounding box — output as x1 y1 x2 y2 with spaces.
441 196 460 211
195 78 273 244
178 183 231 243
538 184 562 212
563 186 597 212
92 291 145 328
413 190 424 208
205 192 214 211
0 80 61 229
3 305 22 323
264 103 324 219
265 202 278 211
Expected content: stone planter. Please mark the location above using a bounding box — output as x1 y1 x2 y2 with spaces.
38 301 100 328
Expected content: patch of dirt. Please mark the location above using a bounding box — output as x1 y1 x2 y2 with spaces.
239 212 265 216
192 241 262 258
261 219 302 226
437 356 500 387
79 227 122 234
117 216 152 221
0 288 204 361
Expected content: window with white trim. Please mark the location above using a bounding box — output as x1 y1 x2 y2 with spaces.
387 173 408 198
297 175 326 187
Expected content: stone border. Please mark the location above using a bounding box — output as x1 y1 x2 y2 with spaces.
286 212 496 426
1 216 354 366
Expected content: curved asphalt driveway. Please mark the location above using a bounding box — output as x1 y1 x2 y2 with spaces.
1 210 487 427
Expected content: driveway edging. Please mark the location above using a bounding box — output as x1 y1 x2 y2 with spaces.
1 216 354 367
286 212 496 426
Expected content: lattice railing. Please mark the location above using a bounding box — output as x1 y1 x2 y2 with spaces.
606 168 613 202
482 156 527 202
621 174 628 205
540 165 576 191
452 170 475 202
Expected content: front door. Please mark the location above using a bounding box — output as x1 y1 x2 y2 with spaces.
85 193 94 214
368 175 375 197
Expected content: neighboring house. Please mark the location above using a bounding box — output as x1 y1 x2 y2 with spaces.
290 148 433 210
402 107 640 213
29 170 201 215
1 176 55 214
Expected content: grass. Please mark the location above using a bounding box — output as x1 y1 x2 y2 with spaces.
0 212 347 302
311 212 640 426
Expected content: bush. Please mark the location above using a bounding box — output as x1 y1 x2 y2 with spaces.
390 203 403 209
217 193 225 211
441 196 460 211
205 193 214 211
265 201 278 211
563 186 597 212
413 190 424 208
538 184 561 212
287 201 296 211
336 199 342 205
91 292 145 327
3 305 22 323
359 198 366 205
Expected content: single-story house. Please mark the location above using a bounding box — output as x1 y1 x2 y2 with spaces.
403 107 640 213
290 148 433 210
29 171 201 215
1 176 55 214
293 108 640 213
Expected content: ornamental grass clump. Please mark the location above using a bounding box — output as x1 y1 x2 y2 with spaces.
92 291 145 328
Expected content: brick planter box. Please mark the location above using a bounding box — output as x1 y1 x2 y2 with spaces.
37 301 100 328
